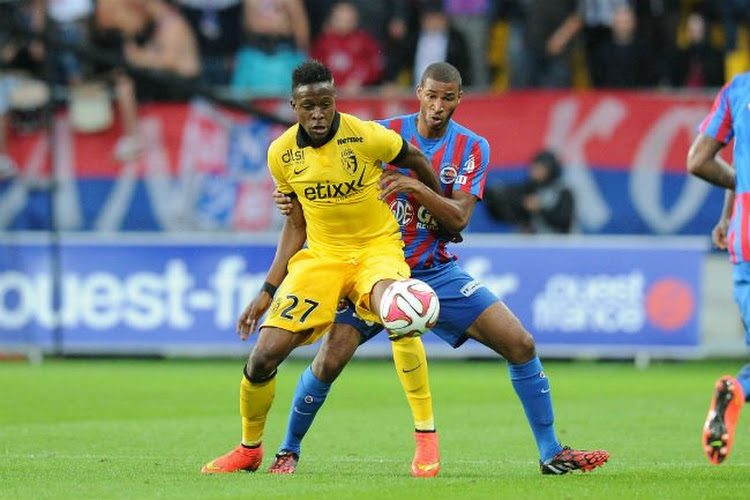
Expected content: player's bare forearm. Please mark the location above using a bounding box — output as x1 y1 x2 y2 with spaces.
394 144 442 194
267 198 306 287
379 170 473 233
712 189 734 251
687 134 735 189
237 199 305 338
720 189 735 220
414 184 474 233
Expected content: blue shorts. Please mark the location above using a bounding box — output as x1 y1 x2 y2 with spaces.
732 262 750 346
335 260 498 348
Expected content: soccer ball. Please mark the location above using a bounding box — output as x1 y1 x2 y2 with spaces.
379 279 440 339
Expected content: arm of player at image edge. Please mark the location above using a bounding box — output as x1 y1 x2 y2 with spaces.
237 194 306 340
687 133 735 190
712 189 734 251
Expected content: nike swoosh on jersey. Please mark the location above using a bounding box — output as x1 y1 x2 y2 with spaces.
293 165 310 175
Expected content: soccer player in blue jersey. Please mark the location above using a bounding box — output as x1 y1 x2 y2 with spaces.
687 75 750 465
252 62 609 476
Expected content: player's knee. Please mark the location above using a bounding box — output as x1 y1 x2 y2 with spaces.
311 351 348 383
506 330 536 364
247 349 281 380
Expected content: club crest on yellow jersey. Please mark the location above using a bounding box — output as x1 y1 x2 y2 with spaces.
341 148 359 176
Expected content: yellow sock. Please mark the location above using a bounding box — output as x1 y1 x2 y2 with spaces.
391 336 435 431
239 373 276 446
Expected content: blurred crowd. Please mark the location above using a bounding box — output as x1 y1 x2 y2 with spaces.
1 0 746 95
0 0 746 174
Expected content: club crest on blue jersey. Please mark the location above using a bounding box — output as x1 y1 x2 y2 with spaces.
439 164 458 184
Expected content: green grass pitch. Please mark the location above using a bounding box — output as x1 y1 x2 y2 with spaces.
1 357 748 500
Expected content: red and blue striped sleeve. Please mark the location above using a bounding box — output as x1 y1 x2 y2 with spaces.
455 136 490 199
699 82 734 144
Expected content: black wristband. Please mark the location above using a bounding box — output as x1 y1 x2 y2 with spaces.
261 281 278 298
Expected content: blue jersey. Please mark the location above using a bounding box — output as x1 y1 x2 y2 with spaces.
375 114 490 270
700 73 750 263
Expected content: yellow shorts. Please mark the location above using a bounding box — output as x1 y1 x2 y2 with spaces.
261 241 410 345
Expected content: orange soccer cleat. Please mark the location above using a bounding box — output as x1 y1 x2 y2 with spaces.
703 375 745 465
411 431 440 478
540 446 610 475
201 444 263 474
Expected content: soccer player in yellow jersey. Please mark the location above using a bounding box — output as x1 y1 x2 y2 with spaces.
201 60 443 474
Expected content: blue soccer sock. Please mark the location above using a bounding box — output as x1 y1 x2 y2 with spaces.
278 366 332 456
736 363 750 402
508 356 563 462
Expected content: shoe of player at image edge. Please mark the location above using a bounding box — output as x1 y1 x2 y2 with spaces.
411 431 440 477
539 446 610 475
200 444 263 473
0 154 17 180
268 451 299 474
703 375 745 465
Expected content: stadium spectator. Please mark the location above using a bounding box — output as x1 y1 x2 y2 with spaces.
231 0 309 95
686 69 750 466
0 0 44 179
389 1 472 89
109 0 201 161
176 0 243 86
718 0 750 55
509 0 583 88
200 60 444 476
225 63 608 477
484 149 575 234
596 3 657 88
442 0 494 88
579 0 631 88
0 75 19 179
30 0 94 86
669 10 724 88
633 0 681 85
310 1 384 93
343 0 410 89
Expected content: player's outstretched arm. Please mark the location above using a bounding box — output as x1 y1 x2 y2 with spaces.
237 196 307 339
687 133 735 190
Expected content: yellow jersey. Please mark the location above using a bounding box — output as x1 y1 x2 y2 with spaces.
268 112 407 257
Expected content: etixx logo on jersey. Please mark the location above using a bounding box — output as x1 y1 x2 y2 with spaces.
439 164 458 184
303 163 367 201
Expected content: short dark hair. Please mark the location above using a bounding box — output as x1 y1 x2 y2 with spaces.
420 62 462 90
292 60 334 92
